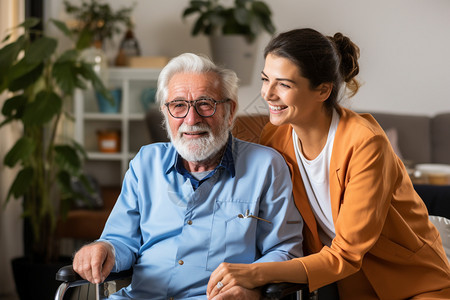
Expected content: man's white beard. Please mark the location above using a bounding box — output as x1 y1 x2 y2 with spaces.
167 115 230 162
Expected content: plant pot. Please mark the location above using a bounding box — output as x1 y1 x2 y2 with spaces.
11 256 73 300
209 35 259 85
96 88 122 113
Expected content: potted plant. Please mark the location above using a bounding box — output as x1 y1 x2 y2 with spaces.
64 0 136 112
63 0 135 50
182 0 276 83
0 18 110 299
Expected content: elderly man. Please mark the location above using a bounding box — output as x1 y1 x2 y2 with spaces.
72 53 303 299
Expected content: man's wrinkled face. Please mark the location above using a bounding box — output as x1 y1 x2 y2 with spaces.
163 72 233 162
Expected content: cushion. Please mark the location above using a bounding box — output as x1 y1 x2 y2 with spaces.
429 215 450 261
370 112 432 164
431 113 450 164
385 128 404 160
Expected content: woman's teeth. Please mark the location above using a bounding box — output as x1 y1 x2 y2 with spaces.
269 105 287 111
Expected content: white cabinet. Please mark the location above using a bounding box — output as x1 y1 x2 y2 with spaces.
74 67 162 186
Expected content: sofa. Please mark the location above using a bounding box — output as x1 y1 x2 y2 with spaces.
366 111 450 165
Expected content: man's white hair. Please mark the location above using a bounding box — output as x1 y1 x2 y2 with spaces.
156 53 239 116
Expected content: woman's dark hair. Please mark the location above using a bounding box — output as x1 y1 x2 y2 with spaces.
264 28 360 112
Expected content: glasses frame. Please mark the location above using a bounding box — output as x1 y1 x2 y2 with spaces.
164 98 230 119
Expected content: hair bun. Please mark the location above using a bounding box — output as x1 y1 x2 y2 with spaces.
331 33 360 96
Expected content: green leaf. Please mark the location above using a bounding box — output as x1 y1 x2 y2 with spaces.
209 11 226 27
8 63 44 92
1 94 27 121
24 36 57 65
50 19 73 38
3 137 35 167
71 139 88 160
76 28 93 50
234 7 250 25
22 91 62 126
192 15 207 36
18 18 40 30
54 145 81 172
6 167 34 200
7 57 42 84
183 7 201 18
52 60 78 95
0 35 25 81
260 15 275 35
74 76 87 90
56 170 73 195
252 1 272 17
1 33 11 43
56 49 78 63
77 62 112 103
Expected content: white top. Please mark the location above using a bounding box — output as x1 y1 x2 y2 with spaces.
293 109 340 246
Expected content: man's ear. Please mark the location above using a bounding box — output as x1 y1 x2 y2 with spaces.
228 100 237 126
317 83 333 102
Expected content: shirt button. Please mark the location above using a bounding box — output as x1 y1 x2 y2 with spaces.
187 220 192 225
178 260 184 265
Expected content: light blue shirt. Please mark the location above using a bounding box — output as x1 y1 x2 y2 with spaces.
100 136 303 299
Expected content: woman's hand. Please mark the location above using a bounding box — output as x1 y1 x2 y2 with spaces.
207 263 262 299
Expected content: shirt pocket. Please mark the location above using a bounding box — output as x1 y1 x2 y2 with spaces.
206 199 258 271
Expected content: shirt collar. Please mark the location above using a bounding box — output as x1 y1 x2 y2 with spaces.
169 134 235 187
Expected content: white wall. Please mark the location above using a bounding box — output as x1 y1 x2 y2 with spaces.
46 0 450 116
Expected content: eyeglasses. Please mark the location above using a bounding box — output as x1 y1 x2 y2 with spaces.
164 98 230 119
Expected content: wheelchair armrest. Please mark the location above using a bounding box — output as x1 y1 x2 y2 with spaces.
262 282 310 299
56 265 133 284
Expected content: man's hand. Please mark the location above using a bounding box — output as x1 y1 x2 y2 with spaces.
211 286 261 300
72 241 115 284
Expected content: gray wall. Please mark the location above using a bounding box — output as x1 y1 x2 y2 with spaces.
46 0 450 116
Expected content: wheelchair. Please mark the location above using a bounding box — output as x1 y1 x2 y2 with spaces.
55 265 317 300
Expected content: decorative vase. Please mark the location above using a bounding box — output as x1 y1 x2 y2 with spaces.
209 35 259 85
115 29 142 66
141 87 157 111
96 88 122 113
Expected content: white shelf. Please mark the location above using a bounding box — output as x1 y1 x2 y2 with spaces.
84 113 124 120
87 152 124 160
74 67 162 186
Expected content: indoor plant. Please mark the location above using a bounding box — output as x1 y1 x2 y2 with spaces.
182 0 276 43
0 17 110 262
182 0 276 84
64 0 135 111
1 17 111 299
63 0 135 49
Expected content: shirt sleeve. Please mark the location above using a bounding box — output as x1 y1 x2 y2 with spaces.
98 157 142 272
253 151 304 263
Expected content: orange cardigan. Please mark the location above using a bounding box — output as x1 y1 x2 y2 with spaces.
260 108 450 299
